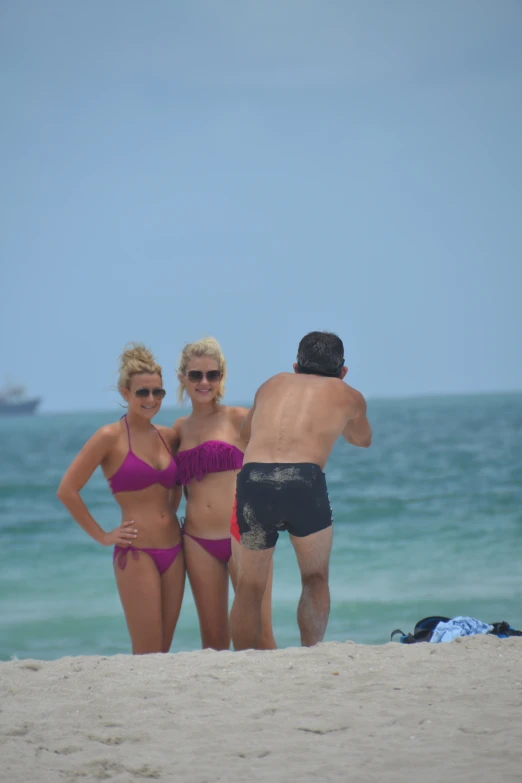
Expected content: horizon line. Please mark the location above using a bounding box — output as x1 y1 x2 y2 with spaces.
32 387 522 416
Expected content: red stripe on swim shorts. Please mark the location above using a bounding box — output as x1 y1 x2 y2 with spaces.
230 494 240 542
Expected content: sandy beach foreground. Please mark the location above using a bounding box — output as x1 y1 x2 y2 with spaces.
1 636 520 783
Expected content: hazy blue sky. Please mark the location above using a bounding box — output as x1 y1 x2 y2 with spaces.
2 0 521 412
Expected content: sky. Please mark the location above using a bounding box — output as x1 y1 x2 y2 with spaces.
1 0 521 412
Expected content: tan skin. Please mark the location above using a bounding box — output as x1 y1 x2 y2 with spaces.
230 364 372 651
56 372 185 655
173 354 276 651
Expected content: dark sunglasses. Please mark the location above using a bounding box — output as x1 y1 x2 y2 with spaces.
186 370 221 383
135 387 166 399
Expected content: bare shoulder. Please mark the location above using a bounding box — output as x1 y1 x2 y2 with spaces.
171 415 188 433
269 372 293 383
257 373 290 393
76 421 121 460
222 406 250 437
155 424 178 449
170 416 188 450
343 384 368 413
94 422 122 444
226 405 250 422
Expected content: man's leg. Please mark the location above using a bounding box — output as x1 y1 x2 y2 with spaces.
230 538 274 651
290 527 333 646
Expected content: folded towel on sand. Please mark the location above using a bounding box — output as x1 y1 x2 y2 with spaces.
430 616 493 644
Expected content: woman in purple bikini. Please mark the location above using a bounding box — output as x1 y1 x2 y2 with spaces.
57 344 185 655
173 337 276 650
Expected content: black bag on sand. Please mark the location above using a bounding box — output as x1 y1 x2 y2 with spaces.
391 616 522 644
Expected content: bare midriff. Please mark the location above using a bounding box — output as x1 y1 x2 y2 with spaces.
183 470 239 539
114 485 181 548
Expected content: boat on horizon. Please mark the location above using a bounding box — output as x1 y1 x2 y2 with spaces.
0 383 41 416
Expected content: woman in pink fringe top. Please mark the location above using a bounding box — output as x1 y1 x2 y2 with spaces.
172 337 276 650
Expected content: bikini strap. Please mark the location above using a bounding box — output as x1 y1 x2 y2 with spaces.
154 426 172 455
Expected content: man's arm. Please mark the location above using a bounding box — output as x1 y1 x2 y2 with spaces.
342 390 372 448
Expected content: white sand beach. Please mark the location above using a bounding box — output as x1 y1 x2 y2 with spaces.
1 635 521 783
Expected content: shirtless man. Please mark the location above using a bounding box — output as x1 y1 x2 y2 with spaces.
229 331 372 650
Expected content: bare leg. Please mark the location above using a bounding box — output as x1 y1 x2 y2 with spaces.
184 536 230 650
290 527 333 646
114 553 163 655
229 555 277 650
230 538 274 651
160 551 186 652
259 560 277 649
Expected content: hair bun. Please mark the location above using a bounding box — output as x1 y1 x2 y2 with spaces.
118 343 162 391
120 343 155 370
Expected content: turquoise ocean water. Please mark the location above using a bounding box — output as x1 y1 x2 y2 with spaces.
1 393 521 661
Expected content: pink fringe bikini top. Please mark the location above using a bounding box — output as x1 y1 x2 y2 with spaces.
176 440 244 485
108 416 179 494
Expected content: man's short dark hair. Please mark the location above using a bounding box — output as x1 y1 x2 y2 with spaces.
296 331 345 378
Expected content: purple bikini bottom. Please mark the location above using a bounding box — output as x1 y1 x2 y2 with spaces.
182 530 232 564
113 543 182 576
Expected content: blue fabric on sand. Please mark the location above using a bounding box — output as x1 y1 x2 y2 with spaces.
430 616 493 643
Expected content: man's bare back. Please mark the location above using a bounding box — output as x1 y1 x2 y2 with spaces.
242 371 371 469
230 330 372 651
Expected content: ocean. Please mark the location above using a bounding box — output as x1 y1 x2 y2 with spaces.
1 393 521 661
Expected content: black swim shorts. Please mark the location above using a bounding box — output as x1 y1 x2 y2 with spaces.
230 462 333 551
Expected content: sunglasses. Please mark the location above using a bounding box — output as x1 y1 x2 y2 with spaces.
135 387 166 399
186 370 221 383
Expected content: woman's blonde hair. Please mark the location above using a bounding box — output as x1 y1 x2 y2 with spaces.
177 337 227 404
118 343 162 392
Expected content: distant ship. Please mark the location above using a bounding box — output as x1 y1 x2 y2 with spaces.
0 383 41 416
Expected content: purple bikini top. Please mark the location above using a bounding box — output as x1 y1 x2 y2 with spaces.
176 440 244 485
108 416 179 494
